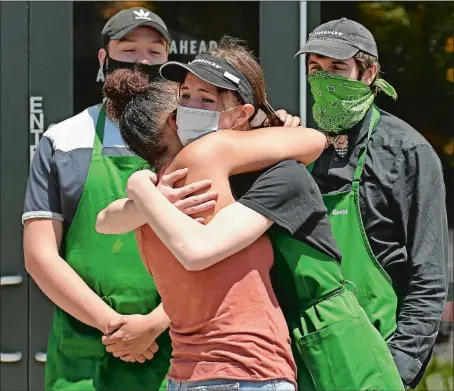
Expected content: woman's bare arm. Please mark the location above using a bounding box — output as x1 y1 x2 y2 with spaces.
97 124 323 234
216 126 326 175
96 198 143 234
128 169 272 272
96 170 217 234
128 133 284 271
126 124 324 270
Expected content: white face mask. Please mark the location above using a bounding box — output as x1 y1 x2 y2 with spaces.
175 105 221 146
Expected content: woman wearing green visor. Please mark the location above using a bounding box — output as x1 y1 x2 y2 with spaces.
99 38 405 391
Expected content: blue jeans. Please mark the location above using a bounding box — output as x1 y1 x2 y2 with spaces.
167 378 295 391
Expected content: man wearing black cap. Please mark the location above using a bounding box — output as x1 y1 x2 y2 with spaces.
99 7 171 80
22 7 219 391
296 18 448 389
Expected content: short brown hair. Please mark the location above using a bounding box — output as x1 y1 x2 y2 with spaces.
354 51 382 95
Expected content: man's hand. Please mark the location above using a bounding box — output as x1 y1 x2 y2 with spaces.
264 109 301 127
102 314 164 364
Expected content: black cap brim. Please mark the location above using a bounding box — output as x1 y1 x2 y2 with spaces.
110 21 171 44
160 62 237 91
295 39 359 60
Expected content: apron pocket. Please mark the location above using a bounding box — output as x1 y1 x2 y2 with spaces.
296 315 383 391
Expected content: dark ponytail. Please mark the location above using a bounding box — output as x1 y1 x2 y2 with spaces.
103 69 178 167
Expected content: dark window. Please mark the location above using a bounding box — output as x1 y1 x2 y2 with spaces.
73 1 260 113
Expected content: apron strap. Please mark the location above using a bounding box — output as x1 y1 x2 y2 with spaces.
352 105 380 190
93 104 107 157
306 162 315 174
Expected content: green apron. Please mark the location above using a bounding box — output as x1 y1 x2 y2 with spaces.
45 106 172 391
309 105 399 341
269 106 403 390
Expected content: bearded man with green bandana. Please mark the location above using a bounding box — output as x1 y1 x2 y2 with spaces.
295 18 449 390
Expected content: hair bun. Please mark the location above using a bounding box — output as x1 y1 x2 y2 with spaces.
103 68 150 121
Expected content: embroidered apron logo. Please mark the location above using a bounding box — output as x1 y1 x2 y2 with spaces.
332 209 348 215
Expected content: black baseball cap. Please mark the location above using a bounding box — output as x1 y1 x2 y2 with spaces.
160 54 258 110
295 17 378 60
101 7 171 47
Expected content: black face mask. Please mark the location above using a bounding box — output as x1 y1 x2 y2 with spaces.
104 54 163 81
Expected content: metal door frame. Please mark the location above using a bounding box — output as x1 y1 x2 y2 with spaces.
0 2 30 390
27 2 74 390
259 2 300 122
259 1 321 127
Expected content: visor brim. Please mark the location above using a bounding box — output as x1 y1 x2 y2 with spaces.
160 61 237 91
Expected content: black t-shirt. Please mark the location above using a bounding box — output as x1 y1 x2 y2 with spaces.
230 159 342 261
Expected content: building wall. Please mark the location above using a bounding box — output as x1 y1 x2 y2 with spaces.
0 2 452 390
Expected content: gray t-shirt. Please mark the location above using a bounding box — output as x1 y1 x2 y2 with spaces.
23 104 133 232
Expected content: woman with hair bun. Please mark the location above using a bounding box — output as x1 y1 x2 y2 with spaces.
98 37 404 391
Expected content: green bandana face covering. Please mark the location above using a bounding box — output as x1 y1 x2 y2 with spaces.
308 70 397 134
